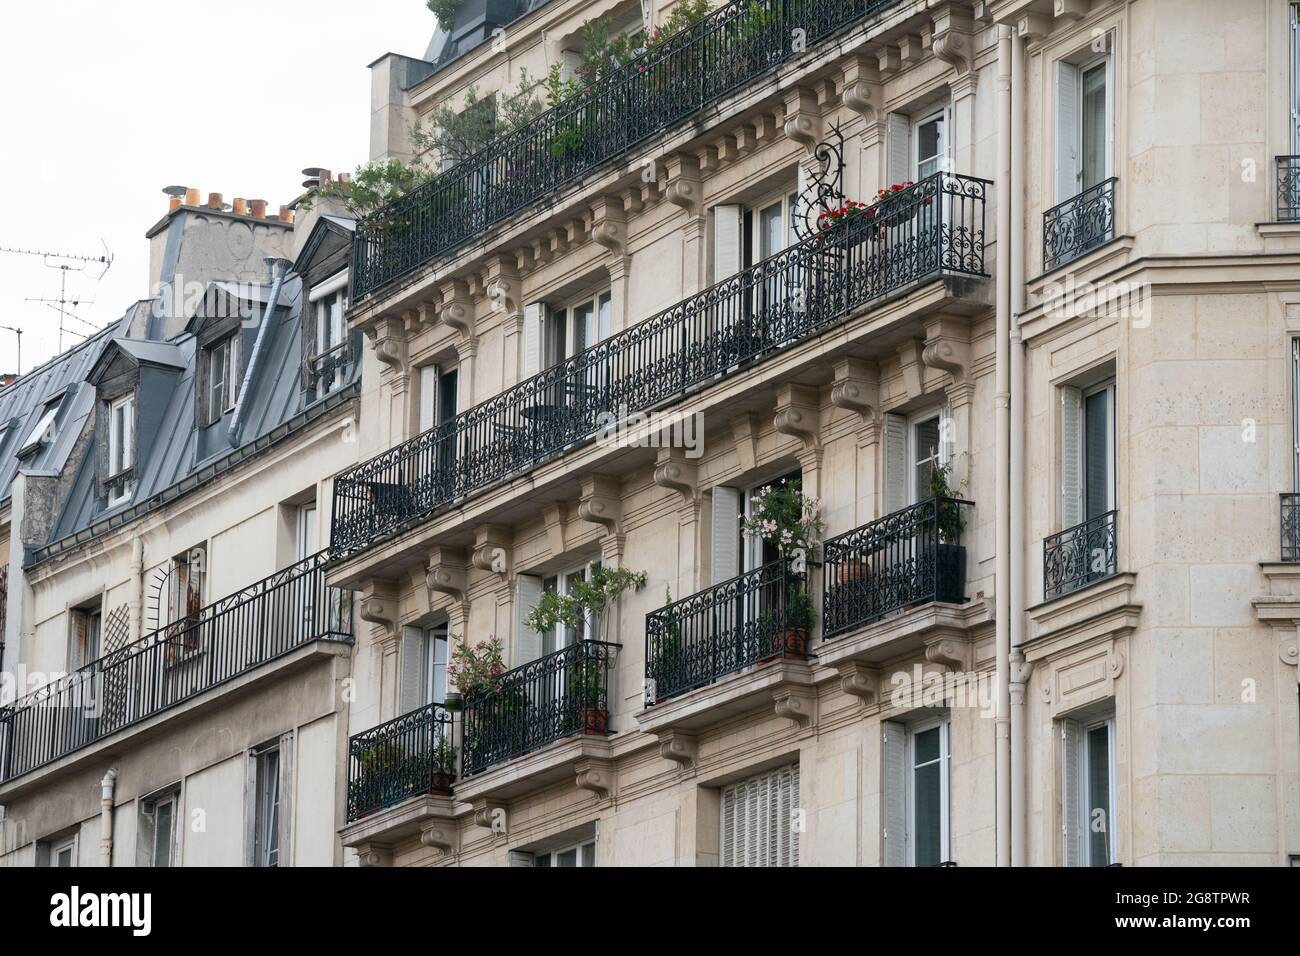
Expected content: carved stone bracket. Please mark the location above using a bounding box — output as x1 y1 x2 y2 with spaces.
921 322 972 388
783 87 823 154
841 55 881 125
485 255 522 325
653 447 700 506
438 279 476 343
359 580 399 641
773 383 822 452
773 686 817 730
353 842 393 867
575 759 616 800
472 799 509 834
419 823 458 857
471 525 512 578
931 3 975 78
656 730 698 769
730 413 761 473
543 503 569 558
579 475 625 563
837 661 881 707
876 44 902 78
426 547 470 627
830 358 879 421
367 316 407 372
897 339 926 401
924 635 972 672
590 196 628 258
664 155 702 219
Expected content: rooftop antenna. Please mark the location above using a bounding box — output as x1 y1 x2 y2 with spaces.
3 241 114 352
0 326 21 376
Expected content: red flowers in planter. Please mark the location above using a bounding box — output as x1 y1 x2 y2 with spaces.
816 182 922 233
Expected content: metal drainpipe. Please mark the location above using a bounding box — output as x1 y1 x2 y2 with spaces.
99 767 118 867
227 257 292 446
995 23 1014 868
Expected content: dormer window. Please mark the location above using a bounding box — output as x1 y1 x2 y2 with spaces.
206 334 240 422
18 399 60 457
307 273 349 397
107 394 135 506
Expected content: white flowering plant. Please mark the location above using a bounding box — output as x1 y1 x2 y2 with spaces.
741 480 824 561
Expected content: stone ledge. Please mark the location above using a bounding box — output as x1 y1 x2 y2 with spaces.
815 600 989 673
339 794 462 866
1025 572 1140 653
634 658 818 738
451 734 616 806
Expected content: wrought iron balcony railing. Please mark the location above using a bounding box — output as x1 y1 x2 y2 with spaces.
1280 494 1300 561
352 0 904 299
331 172 990 559
1042 178 1117 272
461 639 618 776
822 497 972 639
0 550 353 782
346 701 454 823
1043 509 1118 601
1278 157 1300 222
645 557 806 705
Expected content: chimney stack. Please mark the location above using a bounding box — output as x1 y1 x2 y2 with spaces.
169 195 182 211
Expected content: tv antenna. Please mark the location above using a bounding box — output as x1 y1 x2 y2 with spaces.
2 241 114 352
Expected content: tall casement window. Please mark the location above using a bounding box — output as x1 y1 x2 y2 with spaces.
252 743 282 867
313 281 348 396
1060 379 1116 529
106 393 135 505
520 290 613 379
140 789 180 867
417 363 459 475
1062 710 1117 866
512 561 601 668
205 334 240 422
886 106 953 185
398 618 449 714
882 409 950 514
532 840 597 867
68 598 103 671
883 718 952 866
712 191 799 282
1291 3 1300 152
1055 38 1115 202
38 834 77 867
166 546 206 627
720 763 800 867
1292 339 1300 490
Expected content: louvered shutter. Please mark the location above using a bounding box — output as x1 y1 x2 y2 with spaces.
713 205 743 282
1062 719 1083 866
883 413 909 514
507 850 535 867
514 574 544 665
1055 61 1082 201
419 365 439 433
1292 338 1300 490
711 486 741 584
1060 386 1084 528
883 721 907 866
886 113 912 187
398 626 426 714
720 763 800 867
522 303 544 378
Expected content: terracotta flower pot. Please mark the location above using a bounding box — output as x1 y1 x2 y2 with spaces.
784 627 809 658
836 563 869 584
430 771 455 794
580 707 609 735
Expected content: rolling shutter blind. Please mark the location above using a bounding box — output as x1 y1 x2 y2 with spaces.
886 113 912 186
398 626 426 714
1060 386 1084 528
1054 61 1082 201
883 721 907 866
711 486 741 584
1062 719 1083 867
883 413 909 514
522 303 544 378
514 573 544 665
713 205 743 282
720 763 800 867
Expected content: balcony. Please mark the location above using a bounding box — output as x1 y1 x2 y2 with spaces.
331 172 990 560
1280 494 1300 561
1042 509 1118 602
0 551 353 783
1043 178 1117 273
645 558 807 705
346 702 454 823
351 0 905 299
822 497 972 639
1278 157 1300 222
461 639 618 777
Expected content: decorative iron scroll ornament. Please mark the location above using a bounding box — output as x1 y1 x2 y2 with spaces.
794 124 846 242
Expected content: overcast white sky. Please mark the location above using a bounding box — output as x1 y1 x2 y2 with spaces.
0 0 433 375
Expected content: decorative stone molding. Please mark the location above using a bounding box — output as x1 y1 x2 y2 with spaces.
353 843 393 867
656 730 698 769
783 87 823 154
773 686 817 730
574 759 616 800
1017 12 1051 41
837 661 880 706
419 823 457 856
471 525 512 577
543 503 569 557
653 447 700 506
1053 0 1088 22
931 3 975 77
830 358 879 420
579 475 625 561
590 196 628 258
472 800 509 834
876 44 902 78
773 383 822 452
367 317 407 372
841 55 882 125
438 280 475 342
358 580 399 640
898 34 924 65
924 635 971 672
730 413 761 473
426 547 469 626
921 325 972 388
664 155 702 218
484 255 522 322
897 339 926 401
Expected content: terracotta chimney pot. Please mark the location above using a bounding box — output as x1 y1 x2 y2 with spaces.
279 205 295 224
169 195 182 211
207 192 223 209
249 199 268 219
232 197 248 215
184 187 200 207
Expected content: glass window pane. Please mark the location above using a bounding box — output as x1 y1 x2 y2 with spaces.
917 115 944 179
556 847 578 867
760 202 784 258
913 760 942 866
1087 724 1111 866
154 802 173 867
1081 63 1108 189
535 853 552 867
915 417 941 499
581 841 596 867
1084 389 1111 519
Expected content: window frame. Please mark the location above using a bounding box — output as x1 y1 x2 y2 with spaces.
747 189 800 267
907 409 948 504
313 287 348 396
1077 714 1118 867
905 717 952 867
534 839 597 867
540 560 602 653
68 599 103 671
143 790 180 868
19 401 60 457
50 834 77 868
253 744 281 868
206 334 240 421
912 107 950 181
1055 37 1116 202
1080 378 1117 519
544 289 614 367
106 393 135 505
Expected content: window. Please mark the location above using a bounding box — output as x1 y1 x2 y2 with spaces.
534 840 596 867
206 335 240 421
881 409 949 513
1055 41 1114 200
141 790 180 867
910 413 944 503
296 502 318 562
544 291 614 368
1063 712 1117 866
883 718 952 866
720 763 800 867
19 399 59 457
68 599 102 671
742 471 802 573
540 562 602 653
38 834 77 867
1292 3 1300 153
399 619 449 713
913 108 948 180
253 744 281 867
313 286 348 395
167 546 206 627
107 394 134 505
1061 379 1116 528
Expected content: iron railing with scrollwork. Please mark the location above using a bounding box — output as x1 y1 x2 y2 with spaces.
1278 157 1300 222
346 702 454 822
1043 510 1118 601
1280 494 1300 562
0 550 353 782
645 558 806 705
331 172 990 559
308 340 354 400
822 497 972 639
461 639 618 776
352 0 905 299
1043 178 1117 272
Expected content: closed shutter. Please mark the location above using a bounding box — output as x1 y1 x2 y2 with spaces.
713 205 743 282
300 299 318 391
1292 338 1300 490
711 486 741 584
507 850 535 867
883 721 907 866
720 763 800 867
886 113 912 186
398 626 426 714
1054 60 1082 201
1062 719 1083 867
883 413 909 514
522 303 544 378
514 573 544 665
419 365 439 433
1060 386 1084 528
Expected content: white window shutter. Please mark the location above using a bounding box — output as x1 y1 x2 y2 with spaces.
1292 338 1300 489
883 721 907 866
522 302 544 378
1062 719 1083 866
721 781 738 866
1060 386 1084 528
514 573 544 665
713 205 743 282
1054 60 1082 201
711 486 741 584
397 626 426 714
418 365 439 434
886 113 912 186
883 413 909 514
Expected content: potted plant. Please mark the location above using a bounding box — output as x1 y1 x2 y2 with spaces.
782 585 814 657
926 458 968 605
448 635 507 703
647 586 683 701
742 480 823 657
567 655 610 734
430 734 457 793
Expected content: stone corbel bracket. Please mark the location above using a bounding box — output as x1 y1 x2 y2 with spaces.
579 475 625 561
471 525 512 578
836 661 881 707
830 358 879 421
783 87 823 154
931 3 975 78
896 339 927 401
773 383 822 453
730 413 761 473
773 686 817 730
575 759 617 801
438 279 476 344
921 329 972 388
664 155 702 219
590 196 628 259
543 503 569 558
472 799 509 835
366 316 407 372
354 842 393 867
653 447 700 507
426 547 470 625
484 255 522 324
419 823 458 858
656 730 698 770
924 634 972 672
841 55 882 126
358 580 399 641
